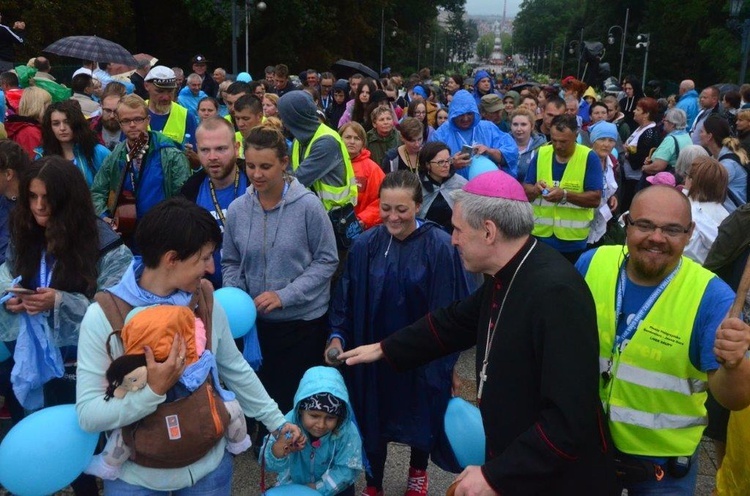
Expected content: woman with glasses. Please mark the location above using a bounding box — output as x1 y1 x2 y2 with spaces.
35 100 110 187
381 117 422 174
406 98 434 143
417 141 466 233
326 170 472 496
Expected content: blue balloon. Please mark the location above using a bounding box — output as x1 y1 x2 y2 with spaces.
444 397 485 468
0 404 98 496
215 287 257 339
237 71 253 82
265 484 320 495
0 341 10 362
468 155 498 180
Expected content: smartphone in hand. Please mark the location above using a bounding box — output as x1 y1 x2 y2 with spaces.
461 144 475 158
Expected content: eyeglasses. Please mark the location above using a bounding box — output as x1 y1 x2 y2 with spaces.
429 159 451 167
119 117 147 126
321 84 332 89
414 111 426 116
625 214 690 237
102 108 117 114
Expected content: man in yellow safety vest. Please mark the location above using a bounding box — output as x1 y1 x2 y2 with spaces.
575 186 750 494
523 114 602 264
144 65 198 152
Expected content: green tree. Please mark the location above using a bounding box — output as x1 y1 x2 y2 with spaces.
477 33 495 60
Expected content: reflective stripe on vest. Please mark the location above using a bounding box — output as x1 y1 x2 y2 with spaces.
531 144 594 241
147 102 188 145
291 124 357 210
584 246 713 456
609 405 708 430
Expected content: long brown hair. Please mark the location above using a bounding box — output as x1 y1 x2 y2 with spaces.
11 156 99 296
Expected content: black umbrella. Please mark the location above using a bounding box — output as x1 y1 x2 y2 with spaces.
330 59 379 81
44 36 136 66
511 82 539 92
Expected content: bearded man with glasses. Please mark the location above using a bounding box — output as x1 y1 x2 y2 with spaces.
576 185 750 495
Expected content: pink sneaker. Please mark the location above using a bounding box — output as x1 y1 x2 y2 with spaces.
404 467 428 496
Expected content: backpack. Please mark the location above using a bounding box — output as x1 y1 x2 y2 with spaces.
94 279 230 469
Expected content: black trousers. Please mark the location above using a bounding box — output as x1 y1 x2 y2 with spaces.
255 315 328 439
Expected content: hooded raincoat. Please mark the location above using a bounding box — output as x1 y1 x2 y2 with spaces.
430 90 519 179
261 366 363 495
472 70 497 106
329 221 472 460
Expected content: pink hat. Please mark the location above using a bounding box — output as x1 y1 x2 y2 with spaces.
646 172 676 187
462 170 527 202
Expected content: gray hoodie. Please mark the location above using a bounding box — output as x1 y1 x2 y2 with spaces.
277 91 348 193
221 177 338 322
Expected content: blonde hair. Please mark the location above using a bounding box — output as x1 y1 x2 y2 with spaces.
263 116 284 131
19 87 52 122
117 94 148 115
263 93 279 106
510 107 536 124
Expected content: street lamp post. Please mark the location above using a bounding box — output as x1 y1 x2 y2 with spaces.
607 8 629 83
569 40 581 79
730 0 750 84
245 1 267 73
379 11 398 74
636 33 650 89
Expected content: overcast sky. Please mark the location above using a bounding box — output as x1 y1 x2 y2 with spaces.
465 0 521 16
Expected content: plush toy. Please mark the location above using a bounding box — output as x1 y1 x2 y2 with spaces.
104 354 148 400
85 305 252 480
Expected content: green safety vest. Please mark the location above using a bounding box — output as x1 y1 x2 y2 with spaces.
147 102 188 145
291 124 357 211
531 144 594 241
235 131 245 159
584 246 712 457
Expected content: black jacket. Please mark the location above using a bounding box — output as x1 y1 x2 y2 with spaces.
382 238 618 495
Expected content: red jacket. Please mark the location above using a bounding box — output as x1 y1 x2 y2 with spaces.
351 148 384 229
5 116 42 159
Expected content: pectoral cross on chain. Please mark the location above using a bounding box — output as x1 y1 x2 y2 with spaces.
477 361 488 402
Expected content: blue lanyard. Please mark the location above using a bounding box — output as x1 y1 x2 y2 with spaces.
39 250 54 288
612 257 682 354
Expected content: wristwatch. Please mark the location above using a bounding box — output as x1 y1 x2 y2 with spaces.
560 189 568 205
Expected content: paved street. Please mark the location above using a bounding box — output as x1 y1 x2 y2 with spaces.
0 347 720 495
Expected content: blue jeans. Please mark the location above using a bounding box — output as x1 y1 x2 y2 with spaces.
624 452 699 496
103 451 233 496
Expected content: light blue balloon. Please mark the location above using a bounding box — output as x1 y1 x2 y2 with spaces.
0 341 9 362
467 155 498 180
444 397 485 468
265 484 320 495
215 287 257 339
237 72 252 82
0 404 98 496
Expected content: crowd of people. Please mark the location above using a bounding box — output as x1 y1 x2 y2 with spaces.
0 21 748 495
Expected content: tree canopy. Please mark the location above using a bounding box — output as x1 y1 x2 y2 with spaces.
6 0 473 79
512 0 746 87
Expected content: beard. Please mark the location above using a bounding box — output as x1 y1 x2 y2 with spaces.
153 101 172 114
101 117 121 132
